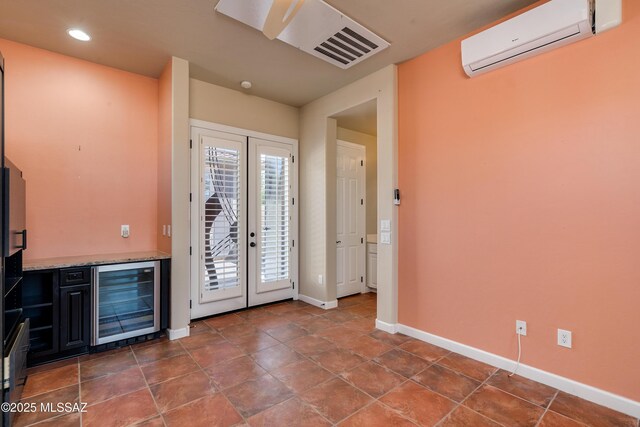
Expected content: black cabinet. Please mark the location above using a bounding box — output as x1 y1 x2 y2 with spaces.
22 269 59 363
59 284 90 351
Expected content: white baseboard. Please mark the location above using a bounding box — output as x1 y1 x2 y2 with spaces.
167 326 190 340
375 319 398 334
298 294 338 310
396 323 640 419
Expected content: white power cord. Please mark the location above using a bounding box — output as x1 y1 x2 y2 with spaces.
509 328 522 377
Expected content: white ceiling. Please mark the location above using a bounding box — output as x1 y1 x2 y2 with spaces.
334 99 377 136
0 0 536 107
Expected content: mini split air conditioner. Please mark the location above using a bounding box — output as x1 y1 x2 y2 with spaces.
461 0 622 77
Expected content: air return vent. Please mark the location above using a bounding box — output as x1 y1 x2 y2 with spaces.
216 0 390 69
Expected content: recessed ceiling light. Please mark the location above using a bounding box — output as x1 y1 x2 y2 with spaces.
240 80 252 89
67 29 91 42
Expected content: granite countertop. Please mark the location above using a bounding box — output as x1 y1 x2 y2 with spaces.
24 250 171 271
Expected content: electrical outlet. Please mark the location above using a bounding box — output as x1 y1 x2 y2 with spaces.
516 320 527 336
168 225 171 237
558 329 572 348
162 225 166 236
121 225 130 238
317 274 323 285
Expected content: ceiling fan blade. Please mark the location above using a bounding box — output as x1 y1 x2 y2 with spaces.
262 0 305 40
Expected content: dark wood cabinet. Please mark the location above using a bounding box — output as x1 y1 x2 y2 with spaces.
22 269 59 363
59 284 90 351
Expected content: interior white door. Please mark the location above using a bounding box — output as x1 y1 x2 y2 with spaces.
336 140 366 298
191 128 247 318
248 138 296 306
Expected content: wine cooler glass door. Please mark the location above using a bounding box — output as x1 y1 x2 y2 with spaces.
93 261 160 345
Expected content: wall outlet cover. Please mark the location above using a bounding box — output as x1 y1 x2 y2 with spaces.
558 329 572 348
121 225 130 238
516 320 527 336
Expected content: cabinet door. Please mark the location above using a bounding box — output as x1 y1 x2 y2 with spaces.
59 284 91 351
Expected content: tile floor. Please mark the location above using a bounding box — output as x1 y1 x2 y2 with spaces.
15 293 639 427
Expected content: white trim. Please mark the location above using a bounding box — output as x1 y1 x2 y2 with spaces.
167 327 190 340
190 119 297 146
298 294 338 310
375 319 398 334
396 323 640 419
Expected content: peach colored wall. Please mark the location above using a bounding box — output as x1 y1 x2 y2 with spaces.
0 38 159 260
398 0 640 401
157 60 172 254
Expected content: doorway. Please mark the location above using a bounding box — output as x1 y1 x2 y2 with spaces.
190 123 298 319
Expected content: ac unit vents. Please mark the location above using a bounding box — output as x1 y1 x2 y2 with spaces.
215 0 390 69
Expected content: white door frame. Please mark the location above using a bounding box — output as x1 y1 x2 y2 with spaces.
189 119 299 319
336 139 366 297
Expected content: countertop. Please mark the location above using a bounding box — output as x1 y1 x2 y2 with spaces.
23 250 171 271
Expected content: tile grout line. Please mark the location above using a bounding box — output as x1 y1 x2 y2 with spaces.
534 390 559 427
130 343 165 424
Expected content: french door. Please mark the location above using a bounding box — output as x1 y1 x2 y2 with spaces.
190 125 297 319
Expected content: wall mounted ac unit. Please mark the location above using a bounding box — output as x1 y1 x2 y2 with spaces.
461 0 622 77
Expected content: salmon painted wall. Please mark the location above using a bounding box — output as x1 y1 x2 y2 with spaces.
0 38 159 260
398 0 640 401
157 60 172 254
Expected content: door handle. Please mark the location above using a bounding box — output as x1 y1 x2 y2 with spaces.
336 241 342 244
250 242 256 248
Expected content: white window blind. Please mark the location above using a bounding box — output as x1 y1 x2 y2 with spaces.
260 154 290 283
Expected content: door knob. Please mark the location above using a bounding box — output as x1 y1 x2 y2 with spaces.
250 242 256 247
336 241 342 244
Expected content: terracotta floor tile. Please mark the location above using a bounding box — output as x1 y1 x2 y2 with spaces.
188 320 213 335
141 354 200 385
549 391 637 427
368 330 412 346
300 305 329 316
150 371 216 413
30 412 82 426
342 317 376 334
81 366 147 406
322 309 360 323
204 313 244 330
464 385 545 427
338 402 417 427
380 381 456 426
250 314 292 331
538 410 588 427
82 388 158 427
205 355 267 389
189 341 245 368
439 406 501 427
374 349 431 378
27 357 78 376
399 340 450 362
280 309 314 322
251 343 305 371
163 393 243 427
311 348 366 374
295 317 337 334
266 323 309 342
80 350 138 381
287 335 337 356
339 335 393 359
78 346 132 362
315 326 363 346
133 339 186 365
337 295 366 308
14 385 79 427
223 374 293 418
300 378 372 423
237 307 269 320
263 302 299 315
487 370 557 407
178 331 226 351
226 331 280 353
131 416 166 426
22 363 79 399
412 364 480 402
247 397 332 427
340 361 405 398
270 359 334 393
220 323 259 339
344 304 376 317
437 353 497 382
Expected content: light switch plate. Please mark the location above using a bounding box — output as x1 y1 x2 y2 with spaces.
381 220 391 231
381 232 391 244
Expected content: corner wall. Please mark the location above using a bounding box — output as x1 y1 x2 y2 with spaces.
398 0 640 401
300 65 397 321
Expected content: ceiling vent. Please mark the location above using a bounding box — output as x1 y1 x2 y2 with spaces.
215 0 390 69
